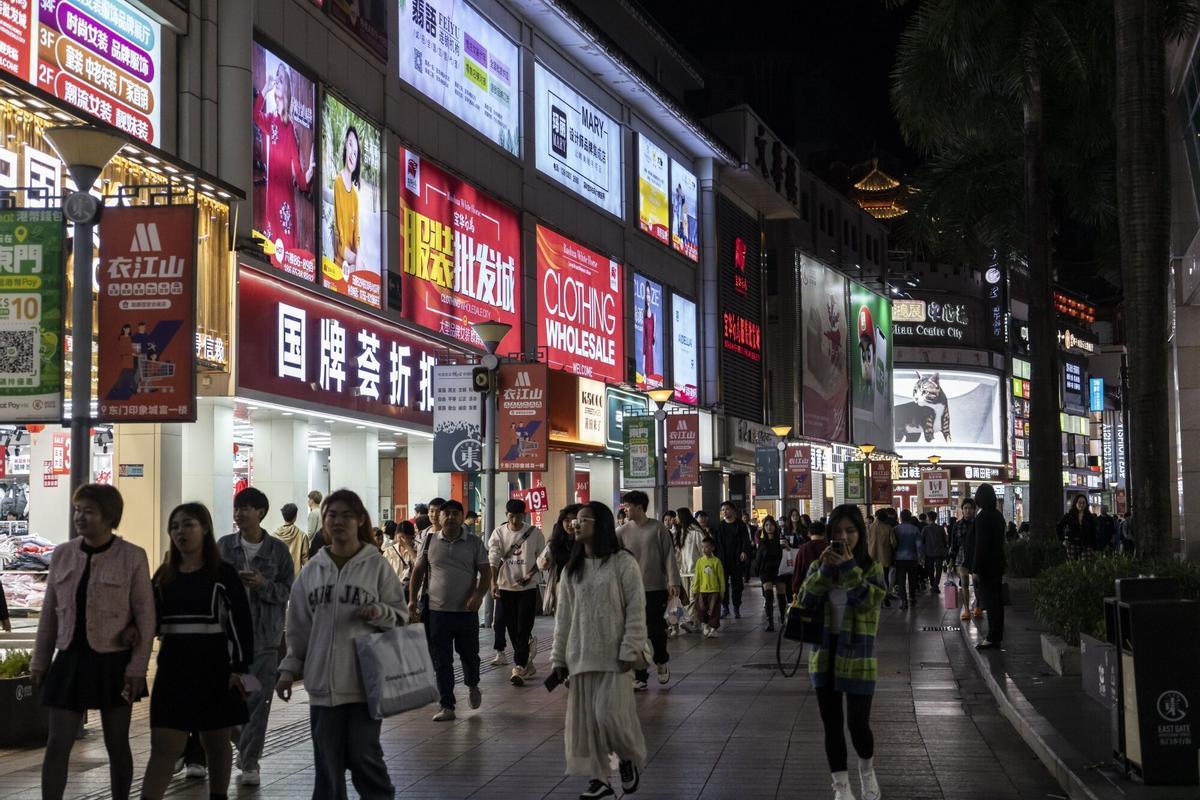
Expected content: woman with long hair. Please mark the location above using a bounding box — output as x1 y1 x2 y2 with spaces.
539 503 582 616
141 503 254 800
331 124 361 274
798 505 887 800
552 502 647 800
276 489 406 799
32 485 155 800
674 507 704 634
752 515 789 631
1056 493 1097 561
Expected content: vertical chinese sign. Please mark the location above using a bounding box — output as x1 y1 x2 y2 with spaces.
432 365 481 473
664 413 699 487
0 209 63 423
622 415 655 488
869 460 892 506
785 444 812 499
97 205 197 423
497 363 547 472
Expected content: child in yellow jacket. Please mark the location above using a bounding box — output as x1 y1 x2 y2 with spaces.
692 538 725 637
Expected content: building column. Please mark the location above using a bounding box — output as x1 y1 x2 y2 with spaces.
406 437 451 512
112 424 183 567
331 428 380 524
308 449 330 497
253 418 309 531
587 456 619 512
701 469 725 516
545 451 573 519
182 398 234 535
699 158 720 408
1172 305 1200 559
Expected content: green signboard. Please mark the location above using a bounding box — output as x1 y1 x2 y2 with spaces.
622 414 657 488
0 210 64 422
850 281 893 449
844 461 866 504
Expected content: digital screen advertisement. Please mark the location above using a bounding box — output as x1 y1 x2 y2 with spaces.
893 368 1003 463
534 63 623 217
671 294 698 405
850 281 893 448
637 134 669 244
399 147 522 355
536 225 623 384
670 159 699 261
252 42 318 282
632 273 664 390
801 256 848 441
321 94 383 308
397 0 520 156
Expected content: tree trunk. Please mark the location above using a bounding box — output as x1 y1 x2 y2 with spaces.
1023 76 1062 540
1114 0 1172 558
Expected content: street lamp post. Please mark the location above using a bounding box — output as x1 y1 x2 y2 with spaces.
42 127 125 504
647 389 674 518
471 320 512 544
771 424 792 518
858 442 876 517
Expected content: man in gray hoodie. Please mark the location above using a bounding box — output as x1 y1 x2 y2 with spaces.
617 490 681 690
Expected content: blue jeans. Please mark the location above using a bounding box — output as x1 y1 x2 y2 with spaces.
425 610 481 710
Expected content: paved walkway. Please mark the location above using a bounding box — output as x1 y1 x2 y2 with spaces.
1 586 1062 799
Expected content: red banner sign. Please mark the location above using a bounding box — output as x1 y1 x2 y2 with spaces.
97 205 196 422
574 472 590 504
399 148 522 354
51 431 69 475
665 413 700 487
785 444 812 499
511 486 549 514
536 225 624 384
869 460 893 506
497 363 548 472
236 266 439 427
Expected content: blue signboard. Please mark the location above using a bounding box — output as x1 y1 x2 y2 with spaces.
1089 377 1105 412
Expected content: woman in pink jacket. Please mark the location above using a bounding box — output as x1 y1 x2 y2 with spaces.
31 484 156 800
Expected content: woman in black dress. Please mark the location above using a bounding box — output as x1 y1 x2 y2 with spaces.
140 502 254 800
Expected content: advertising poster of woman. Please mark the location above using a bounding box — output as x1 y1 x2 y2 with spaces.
251 42 317 282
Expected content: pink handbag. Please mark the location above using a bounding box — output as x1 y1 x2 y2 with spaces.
942 581 958 610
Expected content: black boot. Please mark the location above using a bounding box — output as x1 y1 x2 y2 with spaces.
778 596 788 625
763 590 775 631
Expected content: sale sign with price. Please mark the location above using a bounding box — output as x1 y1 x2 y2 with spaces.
0 209 64 423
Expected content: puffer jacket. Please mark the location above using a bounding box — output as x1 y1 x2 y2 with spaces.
893 522 925 562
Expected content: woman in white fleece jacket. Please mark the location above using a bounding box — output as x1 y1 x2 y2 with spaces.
552 501 648 800
275 489 406 800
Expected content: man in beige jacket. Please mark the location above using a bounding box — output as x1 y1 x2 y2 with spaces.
866 508 897 608
272 502 308 578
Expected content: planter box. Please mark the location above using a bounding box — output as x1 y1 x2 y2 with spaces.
1079 633 1117 710
0 676 49 747
1041 633 1081 676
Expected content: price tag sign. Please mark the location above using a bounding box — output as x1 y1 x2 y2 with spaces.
512 486 549 513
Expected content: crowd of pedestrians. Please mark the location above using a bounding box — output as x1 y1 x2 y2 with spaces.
15 477 1051 800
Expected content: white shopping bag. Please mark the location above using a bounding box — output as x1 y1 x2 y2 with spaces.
355 624 439 719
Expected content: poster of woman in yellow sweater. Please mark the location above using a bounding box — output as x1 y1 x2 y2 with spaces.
321 94 382 308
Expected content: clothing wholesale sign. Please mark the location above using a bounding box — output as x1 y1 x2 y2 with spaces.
785 444 812 500
496 362 547 472
633 273 663 390
671 294 698 405
534 63 623 217
399 148 521 354
0 209 64 423
665 413 699 487
97 206 197 423
622 414 656 488
637 134 669 244
536 225 623 384
431 365 481 473
237 266 437 427
397 0 520 156
755 445 780 499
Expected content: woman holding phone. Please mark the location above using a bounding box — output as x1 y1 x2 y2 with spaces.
798 505 887 800
32 484 155 800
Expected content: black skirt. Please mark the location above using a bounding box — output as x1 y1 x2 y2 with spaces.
149 633 248 731
41 645 145 712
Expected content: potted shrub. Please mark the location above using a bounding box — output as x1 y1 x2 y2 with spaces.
0 649 49 747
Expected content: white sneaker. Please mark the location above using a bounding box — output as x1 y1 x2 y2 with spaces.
239 768 260 786
184 764 207 779
832 770 858 800
522 661 538 679
632 678 648 691
656 663 670 685
707 627 719 638
510 667 525 687
490 650 507 666
860 758 881 800
432 706 456 722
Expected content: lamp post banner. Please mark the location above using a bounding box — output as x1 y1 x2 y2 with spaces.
497 362 547 472
869 460 893 506
97 205 197 423
665 412 700 486
432 364 481 473
844 461 866 503
622 414 656 488
785 444 812 499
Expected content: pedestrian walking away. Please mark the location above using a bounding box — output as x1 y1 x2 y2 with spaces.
798 504 886 800
794 520 829 595
140 502 254 800
865 509 896 608
274 502 310 578
920 512 948 596
277 489 407 800
891 510 925 610
487 498 546 687
968 484 1007 650
713 501 750 617
217 487 296 785
32 484 155 800
551 501 648 800
616 490 682 690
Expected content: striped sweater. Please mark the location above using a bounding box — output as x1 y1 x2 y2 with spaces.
798 557 887 695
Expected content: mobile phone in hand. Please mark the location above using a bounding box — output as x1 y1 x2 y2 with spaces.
544 670 566 692
831 541 847 556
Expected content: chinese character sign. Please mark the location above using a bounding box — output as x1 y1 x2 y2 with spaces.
0 0 32 84
536 225 623 384
869 460 892 506
251 42 317 282
0 209 63 423
665 413 699 487
633 273 663 390
321 94 383 308
785 444 812 500
622 415 655 488
637 134 669 244
399 147 521 354
670 160 699 262
327 0 387 60
671 294 698 405
432 365 481 473
923 470 950 506
497 363 547 472
534 63 623 217
237 266 437 426
97 206 197 423
844 461 866 503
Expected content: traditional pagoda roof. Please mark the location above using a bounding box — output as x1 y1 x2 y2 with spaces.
852 158 907 219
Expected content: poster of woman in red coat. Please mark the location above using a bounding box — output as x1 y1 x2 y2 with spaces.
251 42 317 282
